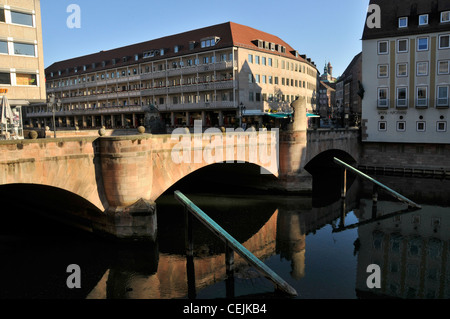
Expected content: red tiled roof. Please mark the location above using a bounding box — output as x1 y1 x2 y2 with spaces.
46 22 314 79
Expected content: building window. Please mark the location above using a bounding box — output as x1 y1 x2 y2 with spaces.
255 74 260 83
10 10 33 27
0 8 5 22
399 17 408 28
16 73 37 86
378 121 387 131
397 121 406 132
439 35 450 49
419 14 428 26
248 74 253 83
397 39 408 53
255 56 260 64
397 63 408 77
13 42 35 56
416 121 426 132
268 58 273 67
262 57 266 66
378 64 388 78
437 86 449 107
438 60 449 74
0 72 11 85
0 40 8 54
248 54 253 63
378 88 388 108
437 121 447 132
416 62 428 76
397 87 407 108
249 92 254 102
378 41 388 54
441 11 450 23
417 37 428 51
416 87 428 107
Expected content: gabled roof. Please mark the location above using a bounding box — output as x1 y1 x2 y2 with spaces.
338 52 362 82
362 0 450 40
46 22 316 79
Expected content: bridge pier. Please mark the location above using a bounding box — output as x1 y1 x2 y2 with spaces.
93 199 158 242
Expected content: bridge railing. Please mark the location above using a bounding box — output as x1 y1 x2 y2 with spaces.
334 157 421 209
174 190 297 297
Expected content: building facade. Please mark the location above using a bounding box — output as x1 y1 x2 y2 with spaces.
361 0 450 144
0 0 46 138
335 52 362 127
318 80 336 119
27 22 318 130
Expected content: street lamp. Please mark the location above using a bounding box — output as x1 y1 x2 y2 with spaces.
238 102 246 127
47 93 61 138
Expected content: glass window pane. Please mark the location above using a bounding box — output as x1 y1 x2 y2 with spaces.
13 42 35 56
16 73 37 86
440 35 449 49
438 87 448 98
11 11 33 26
439 61 449 74
0 8 5 22
0 40 8 54
418 38 428 50
0 72 11 84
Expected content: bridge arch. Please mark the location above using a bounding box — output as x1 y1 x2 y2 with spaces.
304 149 357 174
0 183 104 232
151 160 279 202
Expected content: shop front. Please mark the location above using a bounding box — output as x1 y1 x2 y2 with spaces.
1 94 24 140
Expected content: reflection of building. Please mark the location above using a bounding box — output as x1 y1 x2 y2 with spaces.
335 52 362 127
361 0 450 143
0 0 46 137
27 22 318 130
356 200 450 299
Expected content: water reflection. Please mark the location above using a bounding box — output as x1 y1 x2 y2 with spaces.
0 173 449 299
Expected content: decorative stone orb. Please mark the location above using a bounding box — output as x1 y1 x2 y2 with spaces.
137 126 145 134
98 127 106 136
28 130 38 139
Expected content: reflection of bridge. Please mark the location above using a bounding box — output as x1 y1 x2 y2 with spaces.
0 99 360 240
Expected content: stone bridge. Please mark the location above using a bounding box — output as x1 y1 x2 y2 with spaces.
0 99 360 240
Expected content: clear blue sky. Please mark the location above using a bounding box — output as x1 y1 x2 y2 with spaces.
41 0 370 77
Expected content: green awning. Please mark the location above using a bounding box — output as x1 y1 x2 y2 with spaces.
265 113 292 119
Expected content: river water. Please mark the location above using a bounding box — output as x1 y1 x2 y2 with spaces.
0 170 449 299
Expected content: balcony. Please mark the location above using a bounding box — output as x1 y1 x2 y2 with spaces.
437 97 449 108
415 98 428 109
157 101 236 112
377 99 389 109
396 98 408 108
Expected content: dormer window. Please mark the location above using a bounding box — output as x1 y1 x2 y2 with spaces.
189 41 195 50
102 61 106 67
399 17 408 28
419 14 428 26
160 48 165 56
83 65 87 71
442 11 450 23
134 54 139 61
174 45 179 53
122 57 127 63
200 37 220 48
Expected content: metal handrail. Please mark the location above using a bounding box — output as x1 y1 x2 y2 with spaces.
174 190 297 297
333 157 421 209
